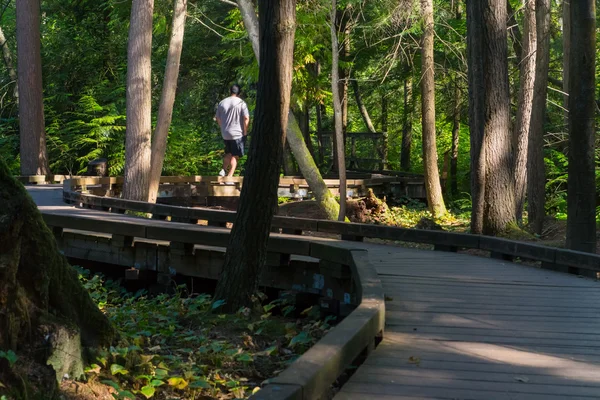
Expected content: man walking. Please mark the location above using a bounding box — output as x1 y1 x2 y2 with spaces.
216 84 250 178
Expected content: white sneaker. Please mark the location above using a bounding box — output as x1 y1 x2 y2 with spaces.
219 169 226 177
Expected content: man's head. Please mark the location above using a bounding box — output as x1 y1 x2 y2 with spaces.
230 84 241 96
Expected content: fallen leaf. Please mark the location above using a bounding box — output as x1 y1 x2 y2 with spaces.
514 376 529 383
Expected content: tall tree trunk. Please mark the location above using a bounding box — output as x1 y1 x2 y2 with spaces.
213 0 296 312
0 25 18 104
527 0 550 234
331 0 346 221
16 0 49 176
236 0 260 65
123 0 154 201
235 0 340 220
562 0 570 126
566 1 596 253
467 0 516 235
401 76 413 171
282 140 296 175
507 0 523 62
420 0 446 217
381 93 388 133
451 79 460 197
0 159 115 390
513 0 537 223
148 0 187 204
352 79 376 133
338 6 351 136
314 61 325 165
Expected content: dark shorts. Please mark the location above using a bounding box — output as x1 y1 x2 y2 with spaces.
224 137 245 157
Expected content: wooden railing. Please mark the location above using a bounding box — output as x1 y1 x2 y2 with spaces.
62 179 600 278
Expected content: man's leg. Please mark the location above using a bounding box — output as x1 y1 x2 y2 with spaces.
227 156 239 177
222 153 232 175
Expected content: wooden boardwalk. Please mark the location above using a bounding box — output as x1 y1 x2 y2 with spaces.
27 185 600 399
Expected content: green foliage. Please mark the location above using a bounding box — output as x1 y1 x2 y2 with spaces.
77 268 333 399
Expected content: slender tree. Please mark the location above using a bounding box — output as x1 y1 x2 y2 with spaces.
420 0 446 217
562 0 570 125
235 0 341 220
467 0 516 235
513 0 536 223
352 79 376 133
401 76 412 171
527 0 550 234
331 0 347 221
450 78 460 197
566 0 596 252
148 0 188 204
123 0 154 201
16 0 49 175
0 25 18 104
213 0 296 312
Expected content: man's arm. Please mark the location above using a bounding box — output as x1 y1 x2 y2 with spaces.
243 116 249 135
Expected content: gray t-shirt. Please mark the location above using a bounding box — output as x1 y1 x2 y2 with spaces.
216 96 250 140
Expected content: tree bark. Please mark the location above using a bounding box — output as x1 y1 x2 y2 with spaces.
282 140 296 175
123 0 154 201
213 0 296 312
0 159 115 388
331 0 347 221
16 0 49 176
381 94 388 133
451 79 460 197
420 0 446 217
148 0 188 204
337 5 351 136
566 1 596 253
236 0 260 65
467 0 516 235
527 0 550 234
401 76 413 172
0 25 18 104
235 0 340 220
513 0 537 223
352 79 376 133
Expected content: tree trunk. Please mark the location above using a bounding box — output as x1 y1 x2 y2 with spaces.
236 0 260 65
381 94 388 133
467 0 516 235
562 0 570 125
566 1 596 253
331 0 347 221
282 140 296 175
401 76 413 171
16 0 49 176
352 79 376 133
420 0 446 217
235 0 340 220
513 0 537 223
337 6 351 136
527 0 550 234
451 79 460 197
0 25 18 104
148 0 187 204
0 159 115 389
213 0 296 312
123 0 154 201
507 0 523 62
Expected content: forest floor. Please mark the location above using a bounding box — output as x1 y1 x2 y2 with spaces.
52 269 336 400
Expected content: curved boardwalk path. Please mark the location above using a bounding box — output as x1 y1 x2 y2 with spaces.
28 185 600 399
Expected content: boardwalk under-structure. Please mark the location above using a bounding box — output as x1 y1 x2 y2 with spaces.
26 184 600 400
335 246 600 399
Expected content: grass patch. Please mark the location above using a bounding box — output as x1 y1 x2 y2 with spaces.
67 268 335 400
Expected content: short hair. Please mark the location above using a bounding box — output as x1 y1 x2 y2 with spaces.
230 84 241 95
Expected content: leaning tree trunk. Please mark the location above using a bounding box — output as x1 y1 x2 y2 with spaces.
331 0 347 221
123 0 154 201
566 1 596 253
527 0 550 235
420 0 446 217
148 0 188 204
401 76 413 172
0 25 18 104
16 0 49 176
467 0 516 235
352 79 376 133
213 0 296 312
235 0 340 220
0 159 115 391
513 0 537 223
